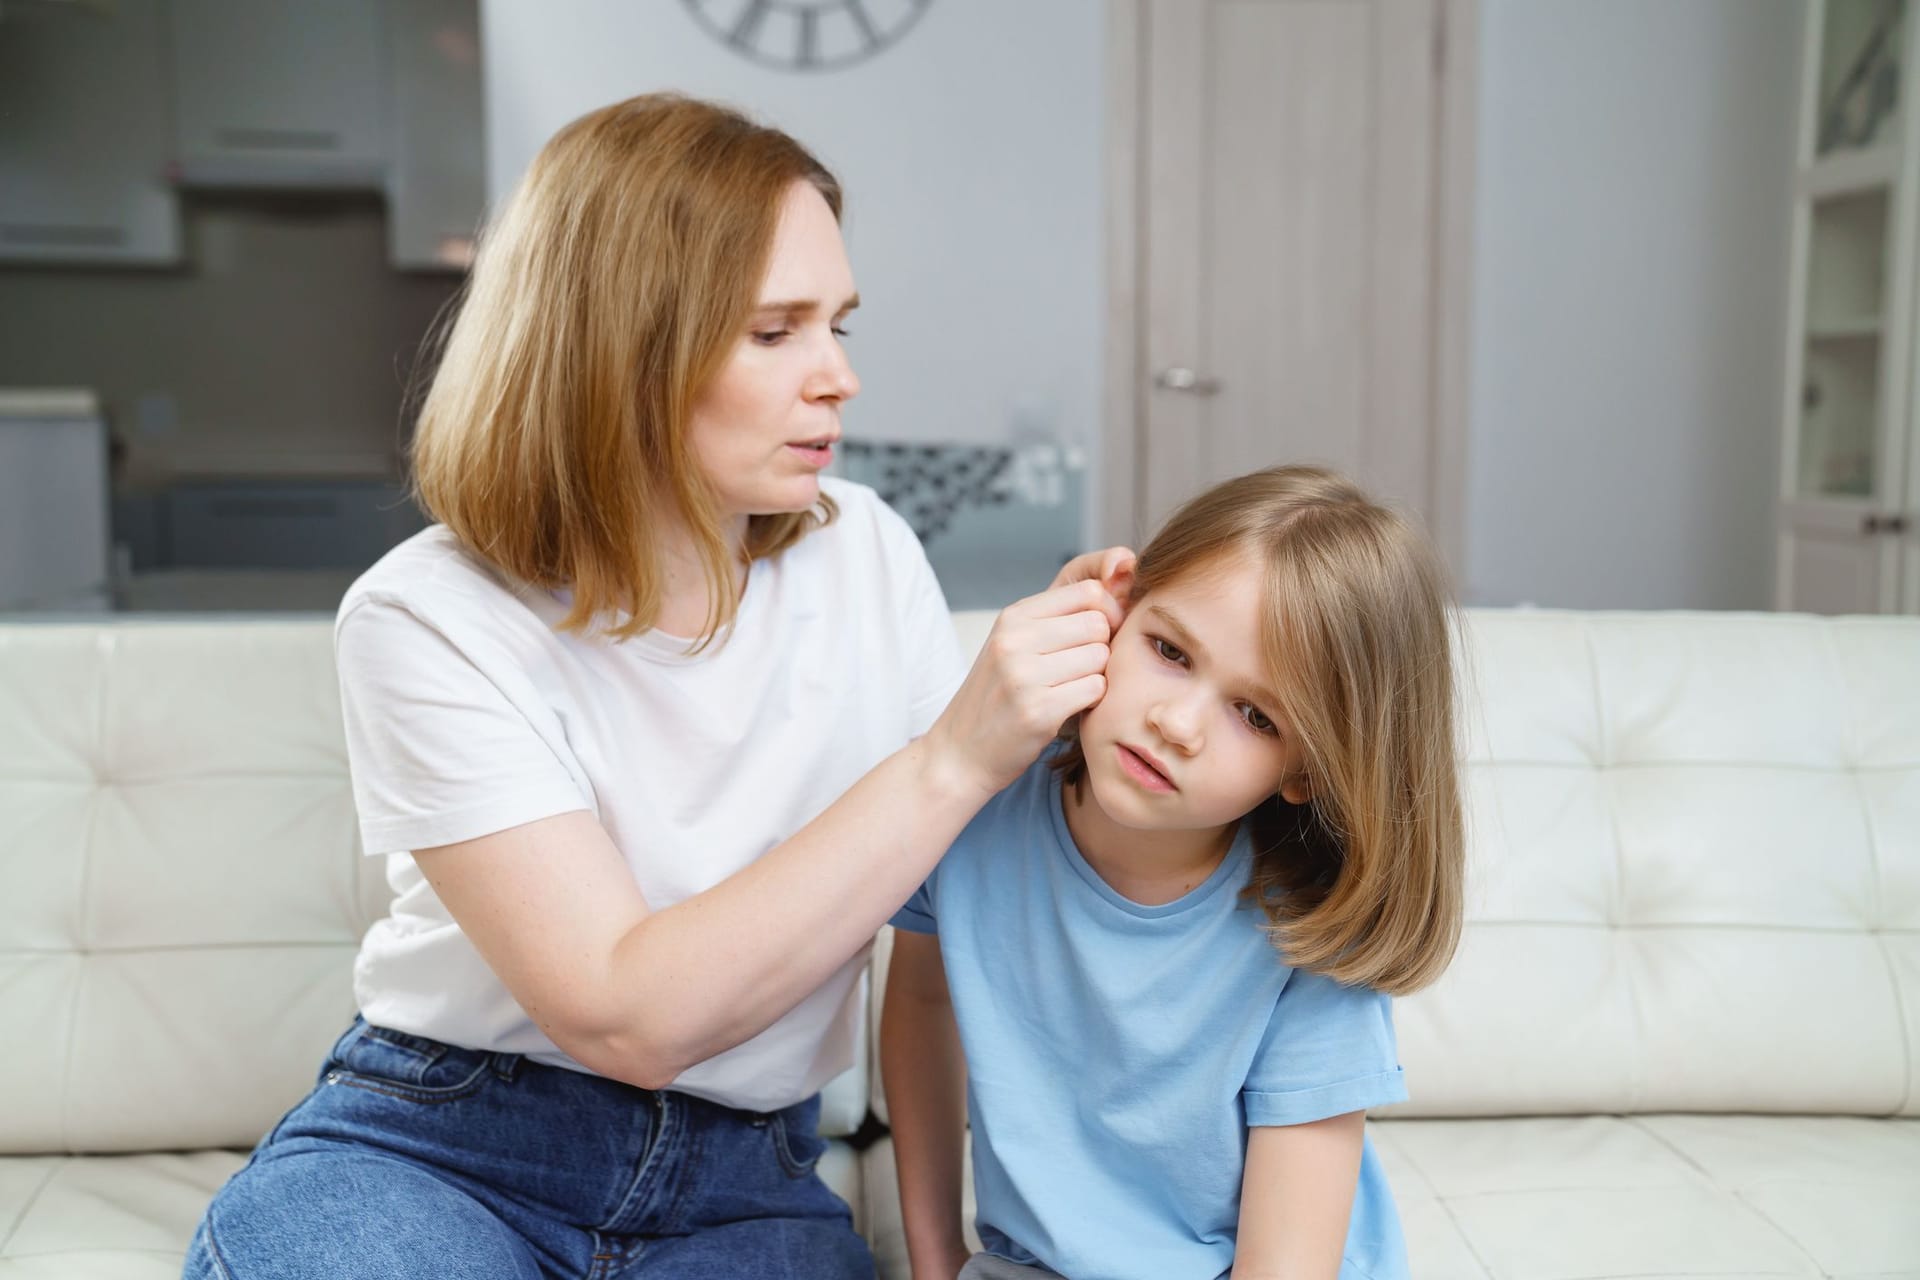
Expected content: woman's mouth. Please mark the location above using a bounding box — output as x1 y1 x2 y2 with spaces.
788 437 835 468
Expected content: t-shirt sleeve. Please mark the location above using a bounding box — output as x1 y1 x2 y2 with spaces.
889 875 938 934
1242 968 1408 1127
335 598 591 856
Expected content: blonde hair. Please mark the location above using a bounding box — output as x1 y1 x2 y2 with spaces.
409 93 842 645
1057 466 1464 995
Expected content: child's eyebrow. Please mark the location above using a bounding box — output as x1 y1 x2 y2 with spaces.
750 294 861 319
1147 603 1284 713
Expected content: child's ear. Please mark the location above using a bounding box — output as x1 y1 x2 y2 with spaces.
1279 772 1313 806
1109 563 1138 615
1098 549 1137 607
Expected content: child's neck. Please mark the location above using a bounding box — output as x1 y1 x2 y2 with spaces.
1062 776 1239 907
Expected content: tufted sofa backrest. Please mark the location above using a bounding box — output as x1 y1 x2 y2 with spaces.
1 609 1915 1155
1398 610 1918 1117
0 621 381 1154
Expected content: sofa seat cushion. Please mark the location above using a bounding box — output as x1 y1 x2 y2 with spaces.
1 1143 864 1279
1377 1115 1920 1279
860 1117 1920 1279
0 1150 242 1278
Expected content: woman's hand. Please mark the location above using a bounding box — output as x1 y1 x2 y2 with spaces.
923 577 1125 802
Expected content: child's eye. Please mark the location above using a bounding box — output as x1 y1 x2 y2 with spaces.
751 329 792 345
1238 703 1277 735
1150 636 1188 666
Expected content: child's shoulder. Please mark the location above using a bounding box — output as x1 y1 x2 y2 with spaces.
946 753 1064 865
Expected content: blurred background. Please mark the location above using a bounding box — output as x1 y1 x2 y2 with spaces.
0 0 1911 617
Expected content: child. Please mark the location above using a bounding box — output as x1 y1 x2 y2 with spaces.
883 465 1465 1280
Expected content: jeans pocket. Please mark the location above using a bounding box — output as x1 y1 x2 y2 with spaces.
325 1022 508 1104
768 1107 826 1179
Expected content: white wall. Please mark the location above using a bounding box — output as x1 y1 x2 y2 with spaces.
478 2 1804 609
1466 0 1801 609
480 1 1105 484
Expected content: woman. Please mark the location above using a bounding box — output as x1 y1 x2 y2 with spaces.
184 93 1128 1279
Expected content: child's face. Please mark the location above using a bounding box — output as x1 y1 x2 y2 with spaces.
1078 553 1311 836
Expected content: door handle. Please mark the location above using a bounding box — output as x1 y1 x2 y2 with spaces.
1862 512 1911 534
1153 367 1223 395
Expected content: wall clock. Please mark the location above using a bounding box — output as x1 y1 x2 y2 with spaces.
681 0 933 72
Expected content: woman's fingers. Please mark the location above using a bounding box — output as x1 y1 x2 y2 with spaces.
924 577 1125 797
1046 672 1108 719
1012 577 1125 636
1033 641 1109 688
1050 545 1137 594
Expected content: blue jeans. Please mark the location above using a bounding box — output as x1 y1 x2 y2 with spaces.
184 1019 874 1279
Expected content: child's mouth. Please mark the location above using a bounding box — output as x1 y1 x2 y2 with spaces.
1117 744 1175 793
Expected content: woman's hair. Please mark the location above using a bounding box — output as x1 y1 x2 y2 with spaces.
409 93 842 645
1056 465 1465 995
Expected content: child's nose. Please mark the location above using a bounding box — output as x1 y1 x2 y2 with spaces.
1149 696 1205 752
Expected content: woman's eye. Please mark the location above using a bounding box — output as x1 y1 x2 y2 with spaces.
752 329 792 345
831 325 851 338
1150 637 1187 666
1238 703 1277 735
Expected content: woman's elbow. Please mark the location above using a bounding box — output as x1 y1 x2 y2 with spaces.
537 1001 689 1091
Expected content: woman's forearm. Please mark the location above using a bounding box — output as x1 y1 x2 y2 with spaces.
578 734 994 1085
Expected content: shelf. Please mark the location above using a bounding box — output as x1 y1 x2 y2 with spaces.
1800 143 1900 197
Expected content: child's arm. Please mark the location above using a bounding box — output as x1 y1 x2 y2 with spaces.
882 930 972 1280
1231 1111 1366 1280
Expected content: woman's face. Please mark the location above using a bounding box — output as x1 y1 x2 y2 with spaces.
688 180 861 524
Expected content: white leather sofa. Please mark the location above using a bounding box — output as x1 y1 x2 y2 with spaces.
1 609 1915 1279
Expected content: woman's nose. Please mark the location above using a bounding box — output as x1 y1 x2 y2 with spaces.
806 333 860 403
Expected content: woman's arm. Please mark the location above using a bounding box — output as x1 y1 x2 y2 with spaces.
1231 1112 1366 1280
883 931 972 1280
413 578 1120 1089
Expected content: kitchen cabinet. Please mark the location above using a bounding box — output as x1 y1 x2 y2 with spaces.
0 0 180 264
167 0 388 188
386 0 484 270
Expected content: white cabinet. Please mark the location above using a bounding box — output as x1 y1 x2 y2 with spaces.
0 0 480 268
0 391 111 613
1777 0 1920 613
167 0 388 188
0 0 180 264
385 0 484 270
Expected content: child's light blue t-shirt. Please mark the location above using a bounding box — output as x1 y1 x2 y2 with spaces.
891 756 1410 1280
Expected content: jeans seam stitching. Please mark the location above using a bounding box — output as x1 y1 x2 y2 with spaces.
598 1092 671 1235
770 1113 822 1179
361 1027 448 1065
201 1209 239 1280
327 1069 487 1105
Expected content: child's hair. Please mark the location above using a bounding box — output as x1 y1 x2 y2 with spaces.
1056 465 1464 995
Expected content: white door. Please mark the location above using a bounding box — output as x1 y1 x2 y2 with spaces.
1136 0 1448 535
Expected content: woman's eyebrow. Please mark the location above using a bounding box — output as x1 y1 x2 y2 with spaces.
750 294 861 318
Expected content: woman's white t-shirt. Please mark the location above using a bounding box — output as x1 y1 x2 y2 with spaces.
334 477 965 1113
